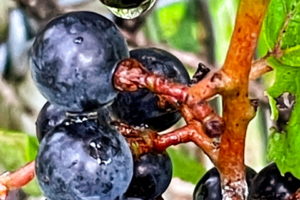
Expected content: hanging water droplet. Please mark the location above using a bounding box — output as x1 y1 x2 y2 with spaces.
103 0 156 19
74 36 83 44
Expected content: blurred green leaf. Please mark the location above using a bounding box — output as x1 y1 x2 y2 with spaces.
167 147 206 184
0 129 41 195
208 0 239 64
146 1 201 53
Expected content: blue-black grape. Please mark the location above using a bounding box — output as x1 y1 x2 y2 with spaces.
248 163 300 200
111 47 190 131
193 166 256 200
30 11 129 112
35 120 133 200
124 152 172 200
36 101 66 142
35 101 113 142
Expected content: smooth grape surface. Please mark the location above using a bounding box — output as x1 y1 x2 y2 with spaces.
111 48 190 131
36 102 66 142
30 11 129 111
36 101 114 142
125 152 172 200
36 120 133 200
248 163 300 200
193 166 257 200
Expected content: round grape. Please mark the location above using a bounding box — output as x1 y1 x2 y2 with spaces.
193 166 256 200
111 47 190 131
248 163 300 200
125 152 172 199
36 102 66 142
30 11 129 112
36 120 133 200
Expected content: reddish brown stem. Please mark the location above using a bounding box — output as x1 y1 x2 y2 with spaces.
153 123 219 162
0 161 35 200
114 59 224 137
216 0 270 199
115 121 219 163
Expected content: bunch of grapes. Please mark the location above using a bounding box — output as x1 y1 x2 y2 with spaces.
30 11 190 200
24 2 300 200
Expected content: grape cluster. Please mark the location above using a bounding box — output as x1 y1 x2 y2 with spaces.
193 163 300 200
30 10 188 200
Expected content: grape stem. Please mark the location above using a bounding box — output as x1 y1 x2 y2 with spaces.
0 161 35 200
114 0 270 199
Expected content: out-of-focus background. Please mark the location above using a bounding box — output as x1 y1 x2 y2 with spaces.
0 0 270 199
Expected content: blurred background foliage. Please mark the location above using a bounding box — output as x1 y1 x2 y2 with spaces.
0 0 270 199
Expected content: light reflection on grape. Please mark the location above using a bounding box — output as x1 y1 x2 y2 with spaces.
101 0 156 19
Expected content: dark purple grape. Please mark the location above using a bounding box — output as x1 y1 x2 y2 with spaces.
248 163 300 200
30 11 129 112
100 0 146 8
111 48 190 131
125 152 172 200
36 102 66 142
36 101 115 142
193 166 256 200
35 120 133 200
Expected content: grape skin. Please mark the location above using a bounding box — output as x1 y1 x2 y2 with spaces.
248 163 300 200
193 167 256 200
111 48 190 131
125 152 172 200
30 11 129 112
36 120 133 200
36 102 66 142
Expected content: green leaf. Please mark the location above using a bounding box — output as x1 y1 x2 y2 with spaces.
167 147 206 184
266 57 300 178
263 0 300 66
0 129 41 195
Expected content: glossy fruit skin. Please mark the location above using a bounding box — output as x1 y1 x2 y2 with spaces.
36 101 114 142
36 120 133 200
125 152 172 200
100 0 147 9
193 166 257 200
30 11 129 112
248 163 300 200
111 48 190 131
36 102 66 142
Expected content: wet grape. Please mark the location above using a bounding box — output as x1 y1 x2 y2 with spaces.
36 120 133 200
30 11 129 112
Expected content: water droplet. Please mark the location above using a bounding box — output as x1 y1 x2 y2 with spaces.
89 141 111 165
74 36 83 44
105 0 156 19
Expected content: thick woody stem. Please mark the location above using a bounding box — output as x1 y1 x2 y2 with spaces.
216 0 270 199
0 161 35 200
